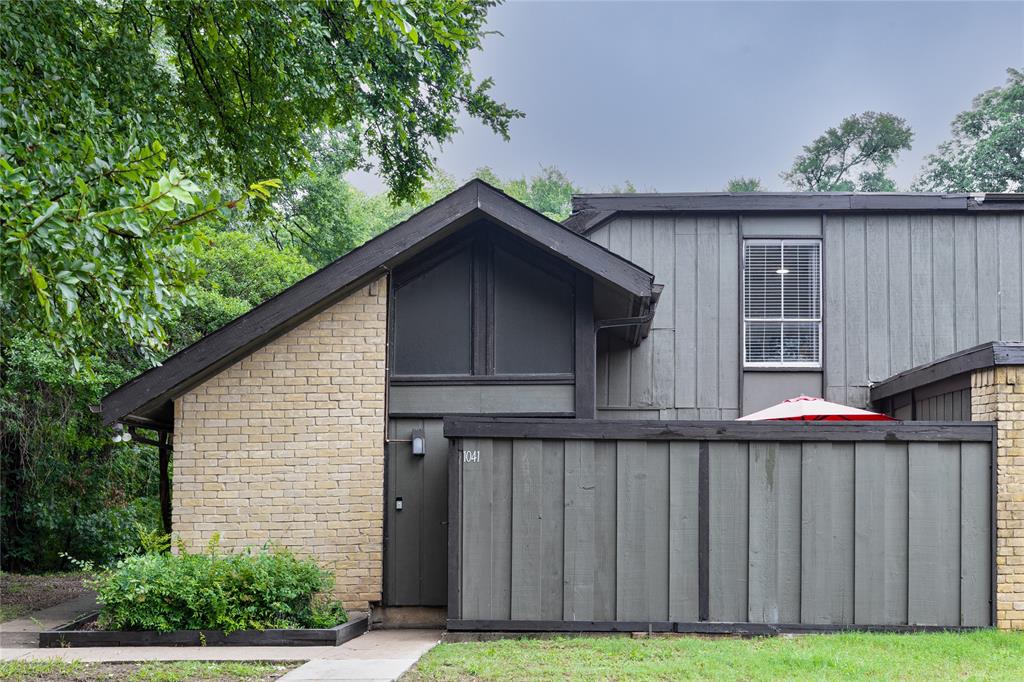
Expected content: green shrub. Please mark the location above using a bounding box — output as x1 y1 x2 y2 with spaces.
91 538 347 633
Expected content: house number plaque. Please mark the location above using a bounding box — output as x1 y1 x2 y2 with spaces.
463 450 481 464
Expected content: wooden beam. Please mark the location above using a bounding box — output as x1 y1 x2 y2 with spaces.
443 417 996 443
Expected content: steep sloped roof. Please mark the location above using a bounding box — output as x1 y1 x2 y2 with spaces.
101 180 655 427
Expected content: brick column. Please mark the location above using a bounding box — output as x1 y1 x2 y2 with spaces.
173 278 388 610
972 366 1024 629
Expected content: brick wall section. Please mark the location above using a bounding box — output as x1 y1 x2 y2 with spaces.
172 279 387 610
972 366 1024 630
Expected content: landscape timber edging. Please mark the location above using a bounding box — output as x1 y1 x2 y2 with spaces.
38 613 368 648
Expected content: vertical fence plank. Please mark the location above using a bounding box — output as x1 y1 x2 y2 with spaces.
489 439 513 620
541 440 565 620
853 442 908 625
461 438 492 619
748 442 801 623
960 442 991 626
709 442 748 621
594 441 618 620
563 440 594 620
646 442 671 621
616 441 646 619
669 441 700 621
511 439 543 619
908 442 961 626
801 442 855 624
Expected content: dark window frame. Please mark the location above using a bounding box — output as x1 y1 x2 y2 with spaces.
389 223 578 382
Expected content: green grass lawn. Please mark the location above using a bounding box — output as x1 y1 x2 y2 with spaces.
0 660 295 682
406 630 1024 681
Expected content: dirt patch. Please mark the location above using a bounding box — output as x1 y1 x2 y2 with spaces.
0 573 91 622
0 660 297 682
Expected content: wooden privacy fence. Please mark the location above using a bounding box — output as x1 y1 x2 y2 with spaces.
444 418 996 633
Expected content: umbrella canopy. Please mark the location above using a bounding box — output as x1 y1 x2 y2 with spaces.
737 395 897 421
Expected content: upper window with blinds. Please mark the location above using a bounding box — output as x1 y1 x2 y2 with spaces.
743 239 822 367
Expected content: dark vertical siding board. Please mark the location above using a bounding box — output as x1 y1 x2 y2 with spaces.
960 442 991 626
886 216 913 377
718 219 740 412
865 215 891 383
998 214 1024 339
668 441 700 621
510 439 543 619
954 216 979 350
843 217 868 399
708 442 749 621
675 219 698 411
605 221 632 407
932 215 956 359
652 217 675 329
801 442 855 624
908 442 961 626
652 329 675 408
910 215 934 367
696 219 721 412
975 215 1001 343
824 218 847 404
853 442 909 625
541 440 565 620
747 442 801 623
594 441 618 620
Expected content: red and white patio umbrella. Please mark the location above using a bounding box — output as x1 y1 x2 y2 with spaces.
737 395 896 421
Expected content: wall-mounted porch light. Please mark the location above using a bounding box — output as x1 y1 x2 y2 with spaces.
411 428 426 456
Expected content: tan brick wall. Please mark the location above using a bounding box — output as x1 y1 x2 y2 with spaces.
972 366 1024 630
172 279 387 610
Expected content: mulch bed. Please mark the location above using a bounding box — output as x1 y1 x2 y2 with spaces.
0 573 91 622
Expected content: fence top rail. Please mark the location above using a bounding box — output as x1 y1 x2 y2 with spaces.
442 417 996 443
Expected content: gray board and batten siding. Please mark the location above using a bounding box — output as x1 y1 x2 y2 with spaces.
446 418 995 631
586 211 1024 417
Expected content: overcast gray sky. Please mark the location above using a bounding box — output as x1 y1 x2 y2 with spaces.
348 0 1024 194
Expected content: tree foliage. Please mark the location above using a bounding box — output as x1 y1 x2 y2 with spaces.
1 0 520 370
782 112 913 191
726 177 764 192
915 68 1024 192
472 165 580 221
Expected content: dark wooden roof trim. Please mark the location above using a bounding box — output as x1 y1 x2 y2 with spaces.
869 341 1024 401
101 180 654 425
443 417 994 442
567 192 1024 233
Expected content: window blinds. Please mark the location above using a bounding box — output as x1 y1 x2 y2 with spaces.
743 239 821 366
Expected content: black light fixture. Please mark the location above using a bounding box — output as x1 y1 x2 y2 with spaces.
410 428 426 456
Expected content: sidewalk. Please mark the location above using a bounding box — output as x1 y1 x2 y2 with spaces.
0 592 98 649
2 629 441 680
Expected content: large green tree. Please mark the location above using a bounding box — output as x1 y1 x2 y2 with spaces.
1 0 520 369
782 112 914 192
915 68 1023 193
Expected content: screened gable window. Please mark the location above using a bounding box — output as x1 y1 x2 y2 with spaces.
743 239 821 367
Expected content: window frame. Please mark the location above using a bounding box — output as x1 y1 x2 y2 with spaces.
742 237 823 369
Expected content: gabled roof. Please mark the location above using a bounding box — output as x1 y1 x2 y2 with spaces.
101 180 655 427
870 341 1024 401
564 192 1024 234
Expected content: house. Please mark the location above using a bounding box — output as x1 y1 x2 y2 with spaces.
101 181 1024 631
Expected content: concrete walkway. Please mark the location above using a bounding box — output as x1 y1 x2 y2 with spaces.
0 592 98 649
1 629 442 681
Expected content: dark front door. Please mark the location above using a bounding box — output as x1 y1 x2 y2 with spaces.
384 418 448 606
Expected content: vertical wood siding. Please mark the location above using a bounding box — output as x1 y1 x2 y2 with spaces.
456 435 992 627
590 213 1024 413
590 215 740 418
